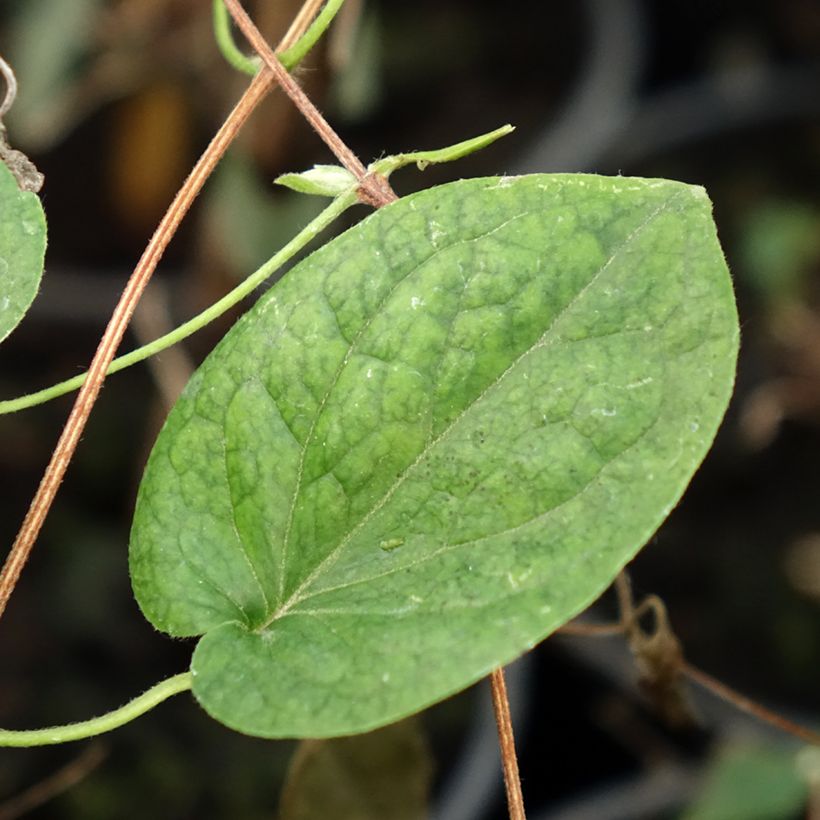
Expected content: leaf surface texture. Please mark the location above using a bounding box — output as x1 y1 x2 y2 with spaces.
0 162 46 343
130 175 739 736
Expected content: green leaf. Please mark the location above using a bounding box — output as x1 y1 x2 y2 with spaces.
276 165 358 197
130 174 739 738
279 720 432 820
0 160 47 343
681 743 808 820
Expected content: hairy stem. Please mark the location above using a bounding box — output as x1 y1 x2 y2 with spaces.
490 668 527 820
279 0 345 65
222 0 396 207
0 73 271 616
0 674 192 747
213 0 259 75
0 0 343 621
0 70 272 623
214 0 346 74
0 122 514 415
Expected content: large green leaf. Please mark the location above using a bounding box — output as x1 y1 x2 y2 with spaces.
130 174 739 737
0 161 47 343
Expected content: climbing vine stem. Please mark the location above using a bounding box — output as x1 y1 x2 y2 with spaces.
0 125 512 415
222 0 396 208
0 673 192 747
490 668 527 820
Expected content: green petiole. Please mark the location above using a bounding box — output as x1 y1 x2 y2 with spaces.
278 0 348 71
0 191 359 415
0 672 192 747
0 125 513 416
212 0 259 75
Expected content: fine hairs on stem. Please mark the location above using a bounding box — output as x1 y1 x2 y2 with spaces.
491 668 527 820
0 674 192 747
221 0 397 208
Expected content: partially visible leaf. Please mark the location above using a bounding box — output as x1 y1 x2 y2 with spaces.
0 161 47 343
682 743 807 820
276 165 357 197
130 174 739 738
279 720 432 820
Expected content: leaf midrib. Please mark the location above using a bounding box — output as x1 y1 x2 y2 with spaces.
257 191 682 630
274 207 535 607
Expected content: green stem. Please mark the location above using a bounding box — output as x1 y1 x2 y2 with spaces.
370 124 515 176
0 124 513 416
278 0 347 70
213 0 259 75
214 0 347 75
0 191 358 415
0 673 192 747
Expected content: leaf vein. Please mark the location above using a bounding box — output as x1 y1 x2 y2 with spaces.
270 193 680 622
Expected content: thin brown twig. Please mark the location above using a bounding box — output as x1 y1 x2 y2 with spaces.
490 668 527 820
0 0 330 620
0 0 336 617
682 661 820 747
222 0 397 208
0 743 107 820
614 569 633 628
0 69 272 622
280 0 327 50
558 620 626 637
615 572 819 744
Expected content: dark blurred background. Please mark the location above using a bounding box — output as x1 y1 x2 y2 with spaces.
0 1 819 818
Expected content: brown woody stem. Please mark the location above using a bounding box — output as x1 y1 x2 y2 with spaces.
222 0 396 208
490 667 527 820
0 70 273 622
0 0 332 620
559 572 820 747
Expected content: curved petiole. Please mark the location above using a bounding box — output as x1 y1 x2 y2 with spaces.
0 673 192 747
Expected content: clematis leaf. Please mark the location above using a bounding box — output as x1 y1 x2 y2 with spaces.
130 174 738 737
